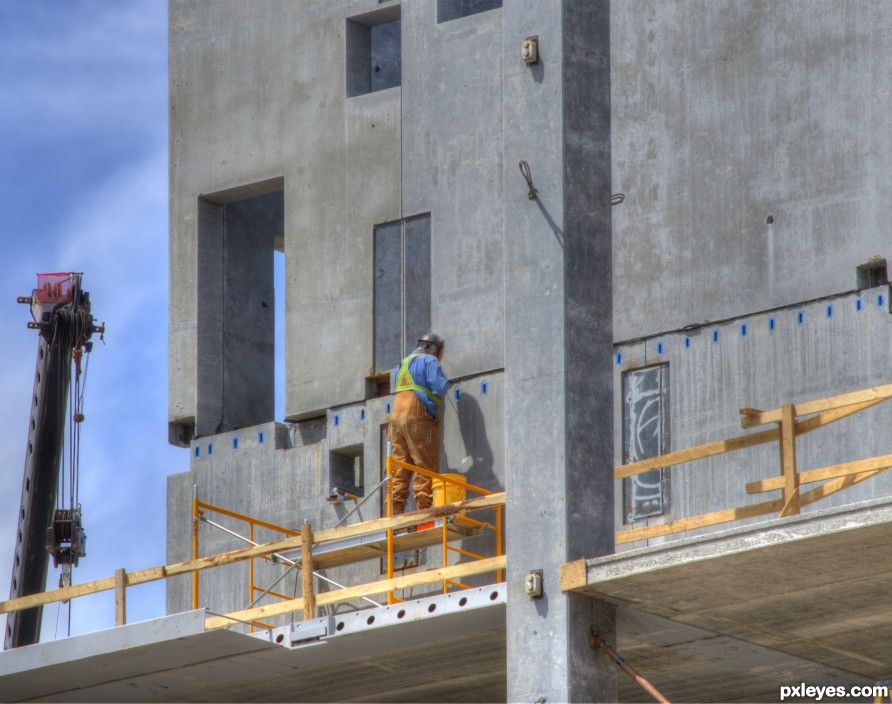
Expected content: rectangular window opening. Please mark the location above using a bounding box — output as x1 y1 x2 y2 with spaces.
330 444 364 499
857 258 888 289
437 0 502 23
373 214 431 374
196 180 283 439
622 364 670 523
347 7 401 98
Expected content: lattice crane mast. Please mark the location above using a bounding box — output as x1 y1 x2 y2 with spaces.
5 273 103 650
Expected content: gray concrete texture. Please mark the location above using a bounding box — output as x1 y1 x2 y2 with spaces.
615 287 892 547
167 377 505 619
169 0 504 431
611 1 892 341
574 497 892 696
166 0 892 701
169 1 615 700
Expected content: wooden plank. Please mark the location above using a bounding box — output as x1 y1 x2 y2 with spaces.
746 453 892 494
301 523 315 621
618 399 886 481
0 576 115 615
205 555 507 630
614 428 778 479
739 382 892 429
0 493 506 617
795 453 892 488
798 468 887 507
795 399 886 435
778 487 801 519
615 499 783 545
313 493 505 547
779 404 800 516
115 568 126 627
559 559 587 592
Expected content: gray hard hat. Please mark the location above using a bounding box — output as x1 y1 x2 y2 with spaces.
418 333 445 350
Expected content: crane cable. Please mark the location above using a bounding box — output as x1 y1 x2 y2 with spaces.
53 284 93 623
53 304 91 516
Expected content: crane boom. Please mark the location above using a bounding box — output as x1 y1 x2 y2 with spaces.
5 273 102 650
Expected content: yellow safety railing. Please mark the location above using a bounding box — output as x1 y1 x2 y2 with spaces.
615 382 892 545
384 453 504 604
0 492 506 634
192 492 302 632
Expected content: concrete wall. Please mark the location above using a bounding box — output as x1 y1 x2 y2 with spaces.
167 374 505 619
167 1 892 698
167 0 513 619
611 1 892 341
168 4 615 697
614 288 892 547
610 0 892 545
169 0 507 435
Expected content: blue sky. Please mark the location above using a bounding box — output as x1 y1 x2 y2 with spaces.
0 1 187 640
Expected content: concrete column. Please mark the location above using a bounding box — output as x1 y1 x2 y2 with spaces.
504 1 615 701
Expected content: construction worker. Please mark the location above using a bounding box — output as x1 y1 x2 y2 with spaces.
389 333 450 514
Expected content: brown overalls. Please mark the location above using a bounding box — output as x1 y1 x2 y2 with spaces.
388 390 440 513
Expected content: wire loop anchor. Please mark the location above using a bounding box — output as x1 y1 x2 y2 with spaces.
518 160 538 200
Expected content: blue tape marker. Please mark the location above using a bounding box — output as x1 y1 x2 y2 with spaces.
232 437 238 450
656 342 664 355
481 380 488 396
360 409 366 422
208 443 213 456
334 414 340 427
615 352 622 366
386 402 391 415
741 323 748 337
826 304 833 319
797 311 804 326
194 446 200 458
684 337 691 349
879 294 886 308
712 329 719 343
258 431 264 444
454 387 461 402
769 317 776 331
856 298 863 312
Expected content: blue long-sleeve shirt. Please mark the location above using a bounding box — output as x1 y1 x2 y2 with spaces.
392 350 450 418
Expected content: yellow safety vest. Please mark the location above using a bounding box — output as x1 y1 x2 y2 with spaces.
395 353 442 407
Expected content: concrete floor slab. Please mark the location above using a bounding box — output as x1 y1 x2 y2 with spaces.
568 496 892 697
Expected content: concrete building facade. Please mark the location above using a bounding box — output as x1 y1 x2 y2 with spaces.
6 1 892 701
165 0 892 701
167 1 612 700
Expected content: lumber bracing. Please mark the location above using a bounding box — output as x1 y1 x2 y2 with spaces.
0 493 506 632
6 382 890 639
612 382 892 546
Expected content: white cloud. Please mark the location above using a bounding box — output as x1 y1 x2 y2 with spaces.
0 2 167 139
0 1 183 643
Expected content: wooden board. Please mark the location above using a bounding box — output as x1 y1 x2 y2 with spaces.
739 383 892 429
0 494 504 617
205 555 507 630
